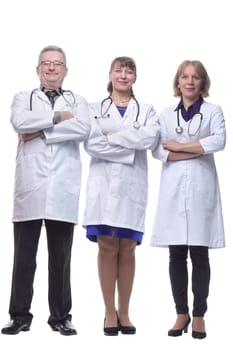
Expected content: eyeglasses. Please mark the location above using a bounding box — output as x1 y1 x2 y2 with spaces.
40 60 65 67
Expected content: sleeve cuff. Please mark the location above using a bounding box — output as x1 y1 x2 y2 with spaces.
53 112 62 124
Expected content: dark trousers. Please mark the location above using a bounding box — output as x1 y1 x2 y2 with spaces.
9 219 74 325
169 245 210 317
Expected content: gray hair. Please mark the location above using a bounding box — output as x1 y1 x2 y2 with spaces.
38 45 67 66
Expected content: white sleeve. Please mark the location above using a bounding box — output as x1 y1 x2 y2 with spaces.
199 105 226 154
44 95 91 144
151 112 169 163
152 143 169 163
84 124 135 165
10 91 54 133
108 105 160 150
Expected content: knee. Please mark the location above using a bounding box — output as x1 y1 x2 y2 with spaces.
119 239 136 259
190 246 209 266
98 237 119 258
169 245 188 263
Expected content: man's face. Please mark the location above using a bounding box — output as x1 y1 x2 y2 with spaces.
36 50 68 89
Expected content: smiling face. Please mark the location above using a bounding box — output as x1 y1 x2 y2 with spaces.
177 64 202 104
36 50 68 89
109 61 136 94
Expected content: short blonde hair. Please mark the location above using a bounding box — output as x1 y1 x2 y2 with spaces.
173 60 211 97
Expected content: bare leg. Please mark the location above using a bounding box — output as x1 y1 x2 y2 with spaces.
117 238 137 326
170 313 190 330
97 236 119 327
192 317 206 332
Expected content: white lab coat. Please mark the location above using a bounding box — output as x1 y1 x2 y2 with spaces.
11 89 90 224
82 99 160 233
150 101 226 248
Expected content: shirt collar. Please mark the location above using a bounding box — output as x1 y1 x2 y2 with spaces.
41 86 63 95
175 96 203 121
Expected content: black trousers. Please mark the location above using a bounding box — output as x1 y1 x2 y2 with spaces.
169 245 210 317
9 219 74 325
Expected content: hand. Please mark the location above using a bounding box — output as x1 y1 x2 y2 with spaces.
60 111 74 121
162 140 182 152
20 131 42 142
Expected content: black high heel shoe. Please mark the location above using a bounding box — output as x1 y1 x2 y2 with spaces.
103 317 119 336
168 316 191 337
192 317 206 339
117 314 136 335
192 330 206 339
119 324 136 335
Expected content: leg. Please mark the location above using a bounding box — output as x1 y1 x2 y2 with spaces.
168 245 190 333
190 246 210 317
169 245 189 315
45 220 74 325
9 220 42 323
190 246 210 336
97 235 119 328
117 238 137 327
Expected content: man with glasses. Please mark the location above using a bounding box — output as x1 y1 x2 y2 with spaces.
1 45 90 336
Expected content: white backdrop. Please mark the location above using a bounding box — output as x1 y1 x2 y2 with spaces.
0 0 232 349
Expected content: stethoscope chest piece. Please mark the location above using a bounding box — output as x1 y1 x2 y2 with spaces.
133 121 141 129
175 125 183 134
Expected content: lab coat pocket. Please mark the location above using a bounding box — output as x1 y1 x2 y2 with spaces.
86 176 102 199
65 157 82 194
15 153 47 194
129 179 147 205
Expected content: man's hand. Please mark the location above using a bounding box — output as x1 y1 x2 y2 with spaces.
60 111 74 121
20 131 42 142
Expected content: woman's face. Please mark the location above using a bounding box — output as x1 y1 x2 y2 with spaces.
177 64 202 102
109 62 136 93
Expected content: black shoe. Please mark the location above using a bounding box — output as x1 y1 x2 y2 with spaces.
1 319 30 335
192 330 207 339
119 324 136 335
117 314 136 335
103 317 119 336
168 316 191 337
51 320 77 336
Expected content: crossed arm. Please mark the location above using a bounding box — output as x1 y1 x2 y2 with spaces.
20 112 73 141
162 139 204 161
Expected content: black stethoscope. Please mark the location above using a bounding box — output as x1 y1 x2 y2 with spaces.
29 88 76 110
175 104 203 136
94 95 141 129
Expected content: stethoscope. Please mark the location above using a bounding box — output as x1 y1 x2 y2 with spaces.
94 95 141 129
29 88 76 111
175 105 203 136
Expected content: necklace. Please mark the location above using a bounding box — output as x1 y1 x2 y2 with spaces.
112 97 131 106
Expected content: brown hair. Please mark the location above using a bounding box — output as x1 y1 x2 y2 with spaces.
107 56 137 95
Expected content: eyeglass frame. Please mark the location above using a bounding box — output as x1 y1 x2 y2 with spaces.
39 60 65 67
